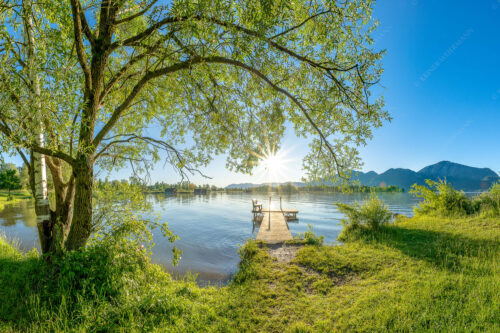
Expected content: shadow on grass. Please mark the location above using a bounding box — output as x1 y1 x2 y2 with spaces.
351 225 499 274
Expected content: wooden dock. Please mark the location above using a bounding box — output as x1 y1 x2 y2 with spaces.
256 211 293 243
261 209 298 221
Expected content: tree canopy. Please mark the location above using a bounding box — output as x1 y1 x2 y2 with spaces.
0 0 389 252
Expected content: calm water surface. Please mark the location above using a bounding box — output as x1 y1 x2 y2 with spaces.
0 192 419 284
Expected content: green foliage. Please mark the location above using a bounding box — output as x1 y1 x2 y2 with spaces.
232 240 262 284
93 180 181 265
297 224 324 246
411 179 475 217
336 193 392 239
0 168 22 199
472 182 500 217
0 0 389 183
410 180 500 218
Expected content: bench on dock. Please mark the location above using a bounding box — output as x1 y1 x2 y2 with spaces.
252 199 263 214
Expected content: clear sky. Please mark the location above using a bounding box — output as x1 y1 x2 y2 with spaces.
3 0 500 186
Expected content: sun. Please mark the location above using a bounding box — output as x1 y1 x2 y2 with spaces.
262 154 284 175
246 136 296 183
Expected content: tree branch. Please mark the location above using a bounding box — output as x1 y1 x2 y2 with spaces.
99 37 166 103
77 0 95 48
92 54 342 173
70 0 92 93
93 56 210 147
200 56 342 174
270 10 333 39
115 0 158 25
0 115 75 166
94 134 210 179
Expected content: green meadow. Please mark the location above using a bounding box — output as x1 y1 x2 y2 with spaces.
1 213 498 332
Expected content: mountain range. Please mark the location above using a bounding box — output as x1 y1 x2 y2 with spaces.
225 161 500 191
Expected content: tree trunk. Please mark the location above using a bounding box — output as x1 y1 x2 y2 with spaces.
44 157 76 253
65 155 93 250
22 0 52 254
33 143 52 254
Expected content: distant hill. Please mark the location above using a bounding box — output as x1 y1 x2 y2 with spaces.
354 161 499 191
226 161 499 191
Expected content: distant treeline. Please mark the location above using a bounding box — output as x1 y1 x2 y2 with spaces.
96 178 403 194
226 183 404 193
95 179 224 194
144 181 223 193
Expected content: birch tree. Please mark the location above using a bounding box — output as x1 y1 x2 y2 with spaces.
22 0 52 252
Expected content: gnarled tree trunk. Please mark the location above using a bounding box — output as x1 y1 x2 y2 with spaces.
65 154 94 250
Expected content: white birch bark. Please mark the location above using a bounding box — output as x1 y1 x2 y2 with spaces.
23 0 50 225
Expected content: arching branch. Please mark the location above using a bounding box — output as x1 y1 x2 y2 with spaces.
93 54 342 174
94 134 210 179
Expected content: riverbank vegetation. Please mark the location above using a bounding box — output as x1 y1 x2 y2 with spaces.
411 180 500 217
2 205 498 331
227 183 404 194
336 194 393 239
0 191 32 210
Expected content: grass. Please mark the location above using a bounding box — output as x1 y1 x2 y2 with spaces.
0 215 499 331
0 190 32 210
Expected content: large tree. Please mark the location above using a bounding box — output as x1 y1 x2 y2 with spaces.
0 0 389 254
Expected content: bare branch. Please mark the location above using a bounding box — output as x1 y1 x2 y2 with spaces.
94 134 210 179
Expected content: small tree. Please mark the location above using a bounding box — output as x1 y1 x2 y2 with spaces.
0 169 22 200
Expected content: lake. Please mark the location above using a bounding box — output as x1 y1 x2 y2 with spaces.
0 192 419 284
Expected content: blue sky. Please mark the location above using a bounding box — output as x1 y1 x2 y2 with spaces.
358 0 500 176
150 0 500 186
3 0 500 186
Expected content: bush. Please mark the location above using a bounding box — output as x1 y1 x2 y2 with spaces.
411 180 500 218
472 182 500 217
410 180 476 217
297 224 324 246
336 194 392 237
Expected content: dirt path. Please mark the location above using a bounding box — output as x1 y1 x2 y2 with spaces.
264 243 303 263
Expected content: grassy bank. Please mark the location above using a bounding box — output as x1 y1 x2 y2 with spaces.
1 215 499 331
0 190 32 210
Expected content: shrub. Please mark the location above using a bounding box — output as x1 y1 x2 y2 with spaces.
92 180 181 265
472 182 500 217
297 224 324 246
410 180 475 217
336 194 392 237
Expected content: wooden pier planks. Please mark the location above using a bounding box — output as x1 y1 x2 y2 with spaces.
256 211 293 243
